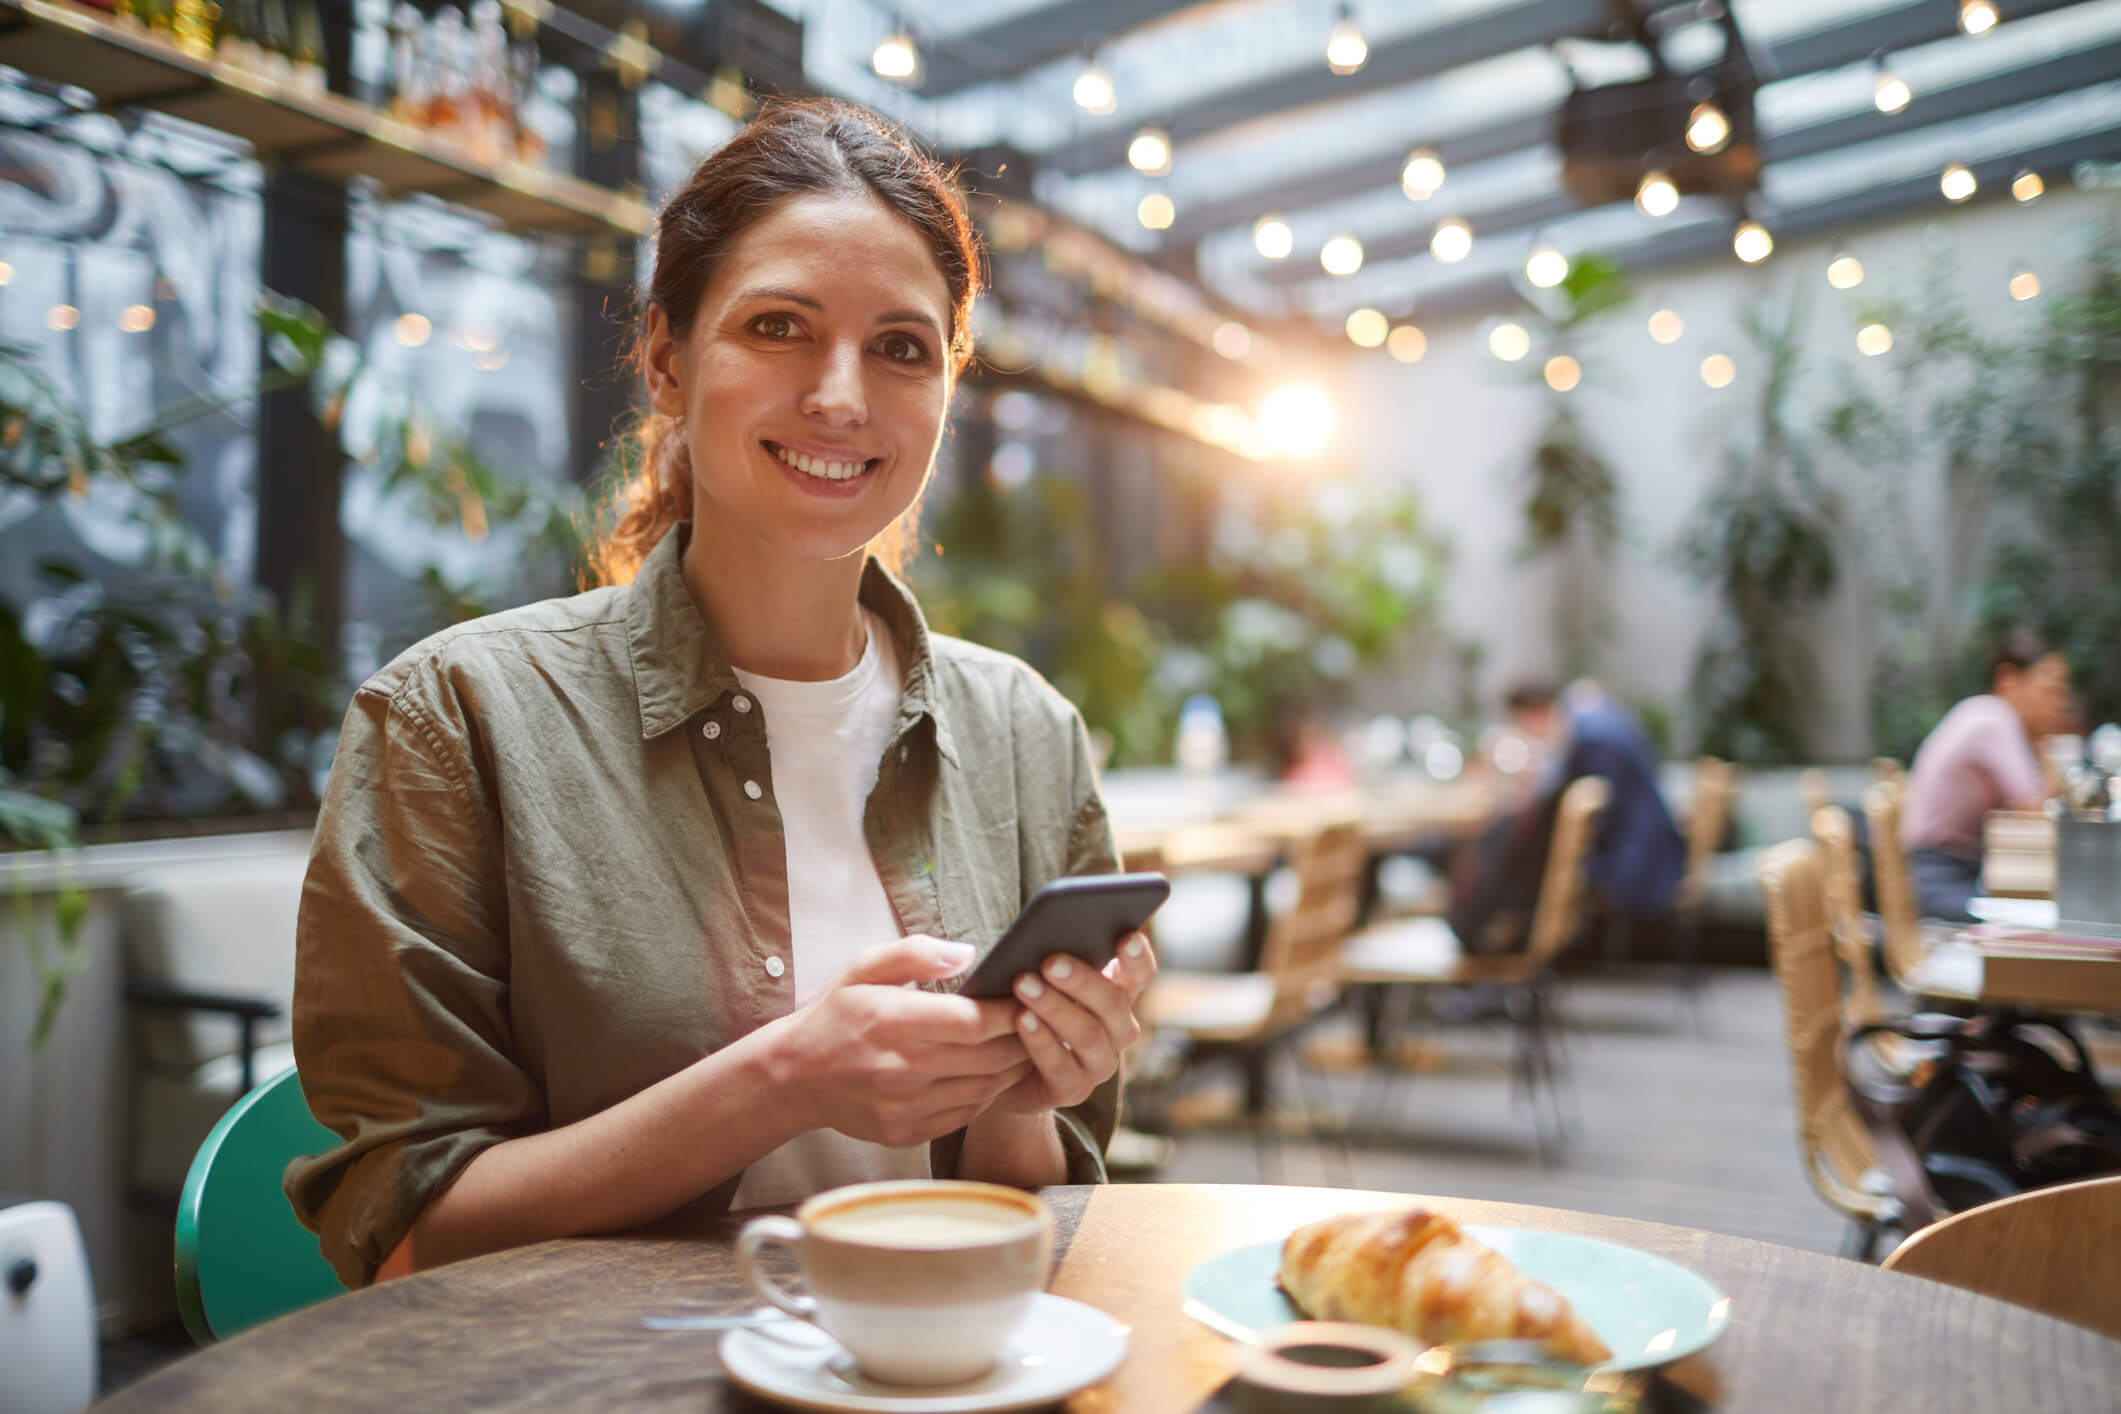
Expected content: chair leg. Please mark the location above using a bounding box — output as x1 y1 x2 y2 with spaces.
1290 1038 1355 1188
1243 1045 1282 1184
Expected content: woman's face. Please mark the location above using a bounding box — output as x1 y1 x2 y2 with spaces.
645 190 955 568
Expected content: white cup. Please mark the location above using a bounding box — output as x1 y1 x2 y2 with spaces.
734 1179 1056 1386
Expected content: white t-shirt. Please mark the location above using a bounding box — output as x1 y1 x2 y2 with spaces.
729 610 932 1208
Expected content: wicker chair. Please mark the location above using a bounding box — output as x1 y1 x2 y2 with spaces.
1810 805 1889 1030
1757 839 1902 1259
1862 778 1937 989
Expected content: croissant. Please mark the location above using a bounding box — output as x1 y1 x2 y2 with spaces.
1279 1208 1611 1366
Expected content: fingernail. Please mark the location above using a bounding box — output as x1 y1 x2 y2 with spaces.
1020 1011 1040 1032
1048 956 1074 979
1017 975 1044 999
937 941 974 968
1124 936 1145 958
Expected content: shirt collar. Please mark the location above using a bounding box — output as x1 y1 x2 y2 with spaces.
625 525 959 766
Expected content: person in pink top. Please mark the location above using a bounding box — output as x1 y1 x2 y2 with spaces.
1901 630 2072 920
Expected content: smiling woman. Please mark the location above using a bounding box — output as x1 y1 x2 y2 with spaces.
282 100 1157 1291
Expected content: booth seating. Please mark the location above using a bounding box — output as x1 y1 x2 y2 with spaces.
121 852 309 1205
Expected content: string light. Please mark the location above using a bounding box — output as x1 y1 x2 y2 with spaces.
1387 325 1427 363
1127 126 1171 176
1259 385 1333 457
1544 355 1580 391
1686 102 1731 154
1136 192 1175 230
118 304 155 332
1212 321 1252 359
1325 3 1367 75
47 304 79 330
1489 323 1530 362
2011 169 2043 203
1733 220 1773 263
871 26 918 81
1648 308 1683 343
1321 235 1364 276
0 261 13 285
1431 218 1473 264
1636 171 1679 218
1701 354 1735 388
1959 0 1999 35
1873 54 1911 114
1072 63 1115 114
1857 323 1893 356
1941 163 1977 202
394 312 432 346
1525 243 1569 288
1827 252 1865 289
1345 308 1388 348
1253 215 1294 260
1401 147 1445 200
2010 266 2041 301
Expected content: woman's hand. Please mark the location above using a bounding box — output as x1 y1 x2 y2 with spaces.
772 935 1032 1149
991 931 1158 1113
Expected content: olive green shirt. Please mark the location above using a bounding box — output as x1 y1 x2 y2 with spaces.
286 526 1120 1288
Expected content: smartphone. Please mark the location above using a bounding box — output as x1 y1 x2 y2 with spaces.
954 872 1171 1000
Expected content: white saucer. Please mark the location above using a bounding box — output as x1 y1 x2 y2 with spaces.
718 1292 1129 1413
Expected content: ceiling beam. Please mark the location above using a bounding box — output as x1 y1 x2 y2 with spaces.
1256 190 1578 285
912 0 1205 98
1758 0 2080 77
1041 0 1614 176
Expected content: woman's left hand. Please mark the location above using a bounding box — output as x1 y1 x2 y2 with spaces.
991 931 1158 1113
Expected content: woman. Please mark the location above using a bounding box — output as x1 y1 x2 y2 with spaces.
286 99 1156 1289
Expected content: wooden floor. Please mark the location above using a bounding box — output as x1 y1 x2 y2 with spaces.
1132 969 1850 1257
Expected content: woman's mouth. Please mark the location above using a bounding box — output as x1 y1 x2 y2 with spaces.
764 441 877 482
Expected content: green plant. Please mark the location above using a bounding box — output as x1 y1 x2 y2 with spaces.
1676 294 1839 764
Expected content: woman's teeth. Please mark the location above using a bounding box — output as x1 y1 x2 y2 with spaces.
771 443 870 481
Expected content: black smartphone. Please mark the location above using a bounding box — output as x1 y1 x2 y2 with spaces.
954 872 1171 1000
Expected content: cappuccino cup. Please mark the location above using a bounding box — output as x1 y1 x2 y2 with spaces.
733 1179 1055 1386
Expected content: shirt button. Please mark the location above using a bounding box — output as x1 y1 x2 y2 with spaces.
733 694 752 714
701 720 721 741
764 955 785 978
743 779 762 800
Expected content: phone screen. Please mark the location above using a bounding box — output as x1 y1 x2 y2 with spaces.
955 872 1169 999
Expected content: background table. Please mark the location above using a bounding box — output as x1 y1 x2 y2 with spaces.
99 1184 2121 1413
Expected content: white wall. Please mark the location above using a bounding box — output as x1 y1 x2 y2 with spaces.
1341 185 2116 759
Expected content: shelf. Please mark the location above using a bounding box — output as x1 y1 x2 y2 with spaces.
0 0 649 236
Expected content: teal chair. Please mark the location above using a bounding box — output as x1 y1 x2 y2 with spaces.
175 1067 347 1343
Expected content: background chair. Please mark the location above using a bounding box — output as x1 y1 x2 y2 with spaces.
1882 1173 2121 1340
1810 805 1890 1030
175 1067 345 1344
1757 839 1902 1259
1339 775 1609 1163
1665 755 1737 1020
1862 779 1939 990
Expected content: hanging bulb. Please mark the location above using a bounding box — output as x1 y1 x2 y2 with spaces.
2012 169 2043 202
1648 308 1683 343
1525 243 1568 288
1137 192 1175 230
1345 308 1387 348
1940 163 1977 202
1253 214 1294 260
2010 266 2040 301
1325 4 1367 75
1320 235 1364 276
1544 355 1580 391
1401 146 1445 199
1733 220 1773 263
1959 0 1999 35
1873 54 1911 114
1635 170 1679 218
1489 323 1530 362
872 26 918 81
1430 217 1472 263
1686 102 1731 155
1827 252 1865 289
1127 126 1171 176
1857 323 1893 357
1701 354 1735 388
1072 63 1115 114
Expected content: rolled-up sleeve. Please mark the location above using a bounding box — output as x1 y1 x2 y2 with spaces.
285 672 542 1288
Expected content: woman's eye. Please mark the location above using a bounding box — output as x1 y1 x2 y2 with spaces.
752 314 797 339
878 333 929 363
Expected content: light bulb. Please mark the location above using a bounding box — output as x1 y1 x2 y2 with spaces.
1212 321 1252 359
1127 127 1171 176
1701 354 1735 388
872 29 918 81
1254 215 1294 260
1430 218 1472 263
1387 325 1427 363
1857 323 1892 357
2010 268 2040 301
1733 220 1773 264
1401 147 1444 199
1321 235 1364 276
1827 253 1865 290
46 304 79 331
395 312 432 346
1959 0 1998 35
1874 63 1911 114
119 304 155 332
1072 64 1115 114
1137 192 1175 230
1686 102 1731 154
1345 308 1387 348
1648 308 1683 343
1940 163 1977 202
1325 9 1367 75
1526 243 1568 288
2012 169 2043 203
1636 170 1679 218
1489 322 1529 362
1544 355 1580 391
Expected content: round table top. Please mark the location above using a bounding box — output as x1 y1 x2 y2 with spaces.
100 1183 2121 1413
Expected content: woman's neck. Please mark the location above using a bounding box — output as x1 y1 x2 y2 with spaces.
680 526 869 682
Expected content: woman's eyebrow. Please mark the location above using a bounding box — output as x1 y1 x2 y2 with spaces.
875 310 943 335
735 285 940 335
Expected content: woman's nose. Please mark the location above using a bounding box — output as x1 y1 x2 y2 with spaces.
800 343 867 424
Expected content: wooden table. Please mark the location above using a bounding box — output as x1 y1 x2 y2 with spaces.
1981 811 2055 900
1912 924 2121 1014
99 1184 2121 1412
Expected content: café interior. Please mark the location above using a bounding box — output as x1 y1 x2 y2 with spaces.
3 0 2121 1409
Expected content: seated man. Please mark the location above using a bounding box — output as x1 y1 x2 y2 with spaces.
1901 631 2069 921
1448 681 1685 954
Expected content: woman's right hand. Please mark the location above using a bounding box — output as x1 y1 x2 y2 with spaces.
771 936 1031 1149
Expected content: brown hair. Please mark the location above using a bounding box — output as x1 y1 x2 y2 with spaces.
587 97 982 586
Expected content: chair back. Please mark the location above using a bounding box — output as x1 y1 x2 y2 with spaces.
1811 805 1887 1028
1257 819 1367 1032
175 1067 345 1344
1525 776 1610 966
1756 840 1893 1227
1882 1174 2121 1340
1675 757 1734 913
1862 780 1926 986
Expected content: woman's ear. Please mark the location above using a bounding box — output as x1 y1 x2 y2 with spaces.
642 305 688 418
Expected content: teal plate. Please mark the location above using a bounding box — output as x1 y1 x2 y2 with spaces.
1180 1228 1730 1373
